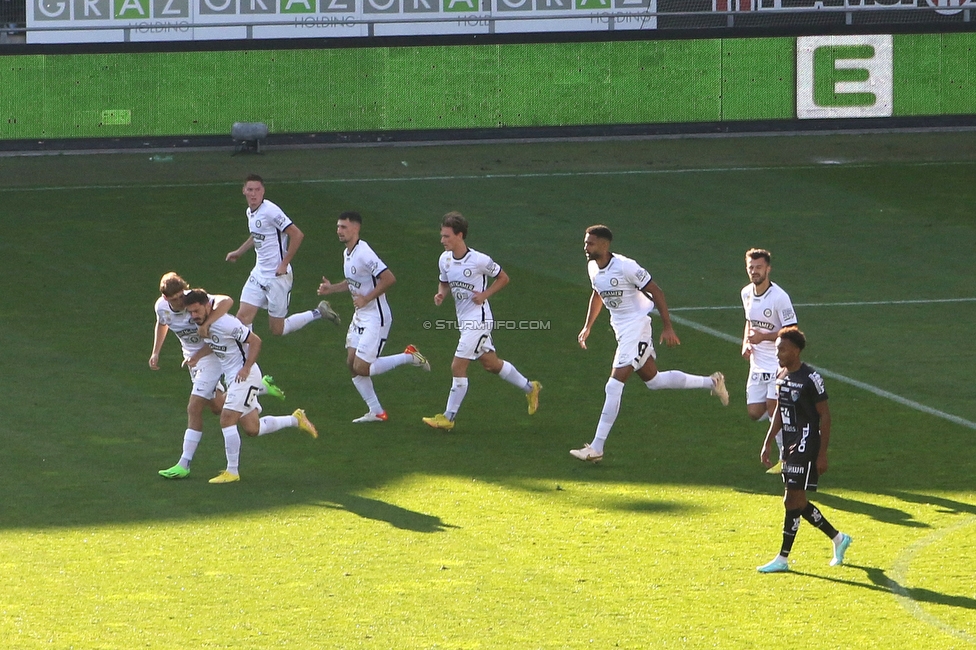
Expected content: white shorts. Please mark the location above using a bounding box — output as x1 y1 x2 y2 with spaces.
454 325 496 361
223 363 264 416
240 270 292 319
346 315 392 364
613 318 656 370
746 368 778 404
187 353 223 400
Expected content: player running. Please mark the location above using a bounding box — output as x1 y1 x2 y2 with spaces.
317 211 430 423
225 174 340 336
183 289 319 484
422 212 542 431
571 225 728 463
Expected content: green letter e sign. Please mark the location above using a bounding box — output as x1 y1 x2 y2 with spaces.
796 35 893 119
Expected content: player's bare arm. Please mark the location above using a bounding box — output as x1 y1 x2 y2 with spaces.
226 235 254 263
276 223 304 276
742 321 753 359
198 294 233 339
577 290 603 350
354 269 395 310
149 321 169 370
472 270 509 305
760 406 784 468
318 277 350 296
434 281 450 306
816 400 831 475
183 345 214 369
643 280 681 347
238 331 262 383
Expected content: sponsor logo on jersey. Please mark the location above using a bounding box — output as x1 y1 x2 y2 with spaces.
750 319 775 331
783 307 796 322
449 280 476 292
600 290 624 298
811 371 826 394
347 278 362 289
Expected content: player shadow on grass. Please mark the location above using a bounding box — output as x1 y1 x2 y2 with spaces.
732 488 929 529
881 490 976 517
315 493 459 534
793 564 976 613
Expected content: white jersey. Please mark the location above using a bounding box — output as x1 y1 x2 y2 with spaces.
344 240 392 326
202 313 253 378
439 247 501 325
588 253 654 329
247 199 294 278
154 292 215 360
741 281 797 372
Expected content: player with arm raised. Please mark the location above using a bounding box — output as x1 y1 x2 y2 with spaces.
422 212 542 431
570 225 729 463
183 289 319 484
741 248 798 474
225 174 340 336
317 211 430 423
757 326 851 573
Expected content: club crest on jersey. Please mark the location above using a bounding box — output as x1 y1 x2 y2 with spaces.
610 278 619 286
463 269 472 277
790 389 801 402
350 266 357 275
255 220 262 228
764 308 773 318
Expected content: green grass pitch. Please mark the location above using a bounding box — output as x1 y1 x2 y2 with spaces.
1 131 975 648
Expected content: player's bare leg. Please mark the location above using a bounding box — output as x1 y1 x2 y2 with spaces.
235 302 259 328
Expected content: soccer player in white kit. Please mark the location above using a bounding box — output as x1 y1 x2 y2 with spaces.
150 272 232 479
422 212 542 431
741 248 797 472
225 174 340 336
183 289 320 484
317 211 431 423
571 225 729 462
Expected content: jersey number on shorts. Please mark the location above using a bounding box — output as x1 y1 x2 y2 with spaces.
635 341 649 364
244 385 260 408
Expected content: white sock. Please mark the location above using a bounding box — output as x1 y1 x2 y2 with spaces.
444 377 469 421
370 353 412 376
258 415 297 436
282 310 317 335
498 361 531 393
221 425 242 474
352 375 383 414
179 429 203 468
644 370 712 390
758 411 771 422
590 378 625 454
775 430 784 460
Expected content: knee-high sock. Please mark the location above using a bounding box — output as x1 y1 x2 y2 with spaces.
352 375 383 414
370 353 413 376
221 425 242 474
590 378 625 454
644 370 712 390
445 377 469 421
258 415 297 436
498 361 531 393
780 508 803 557
282 309 318 335
801 502 839 540
179 429 203 469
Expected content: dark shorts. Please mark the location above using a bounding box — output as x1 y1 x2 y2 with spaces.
781 454 819 491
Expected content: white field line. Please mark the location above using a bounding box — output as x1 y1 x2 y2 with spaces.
671 297 976 312
668 314 976 431
5 159 976 193
889 516 976 645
